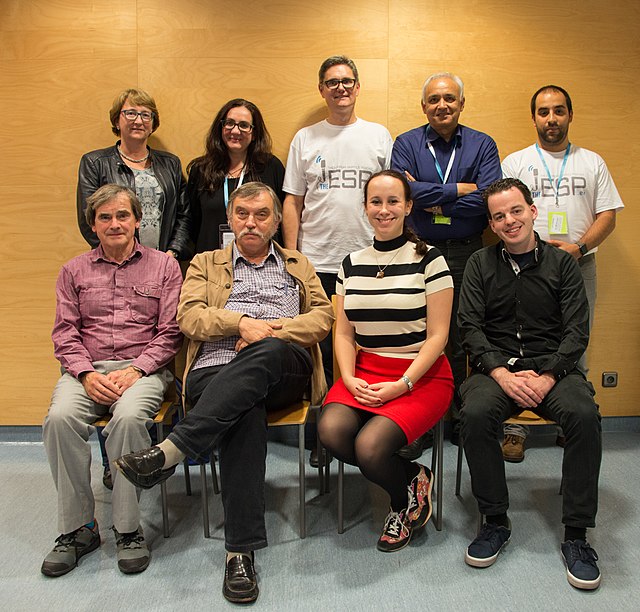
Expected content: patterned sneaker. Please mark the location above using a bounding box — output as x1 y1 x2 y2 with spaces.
114 527 150 574
561 539 601 590
407 463 433 528
376 509 412 553
465 521 511 568
41 521 101 577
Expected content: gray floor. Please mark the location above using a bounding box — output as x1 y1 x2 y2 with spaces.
2 424 639 611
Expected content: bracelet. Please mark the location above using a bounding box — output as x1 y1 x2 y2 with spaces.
400 375 414 392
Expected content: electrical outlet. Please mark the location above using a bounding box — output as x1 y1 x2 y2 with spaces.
602 372 618 388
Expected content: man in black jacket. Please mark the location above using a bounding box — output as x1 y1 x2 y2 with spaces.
458 178 602 590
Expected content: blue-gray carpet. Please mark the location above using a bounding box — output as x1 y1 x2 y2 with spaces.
1 425 638 611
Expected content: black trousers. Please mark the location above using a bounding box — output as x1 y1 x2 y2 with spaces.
169 338 313 552
460 372 601 528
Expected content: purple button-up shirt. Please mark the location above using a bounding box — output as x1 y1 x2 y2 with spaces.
52 242 183 378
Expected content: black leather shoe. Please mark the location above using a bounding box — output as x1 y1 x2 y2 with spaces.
102 466 113 490
223 552 259 604
396 431 433 460
115 446 176 490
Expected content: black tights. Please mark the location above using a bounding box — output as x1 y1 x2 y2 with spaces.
319 402 419 511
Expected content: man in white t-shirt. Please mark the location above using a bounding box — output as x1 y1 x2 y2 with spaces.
501 85 624 462
283 55 392 462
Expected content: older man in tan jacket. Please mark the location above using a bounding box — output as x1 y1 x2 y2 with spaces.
117 182 333 605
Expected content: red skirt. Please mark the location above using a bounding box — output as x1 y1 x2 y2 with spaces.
324 351 454 444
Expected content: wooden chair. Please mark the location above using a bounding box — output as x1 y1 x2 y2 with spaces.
330 296 445 533
92 396 178 538
202 400 313 539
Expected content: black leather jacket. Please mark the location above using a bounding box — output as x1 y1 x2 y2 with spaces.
77 143 191 258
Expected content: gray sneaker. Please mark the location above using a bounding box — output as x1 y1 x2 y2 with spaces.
41 521 101 577
113 527 150 574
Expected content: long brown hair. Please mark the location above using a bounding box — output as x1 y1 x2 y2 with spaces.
187 98 273 191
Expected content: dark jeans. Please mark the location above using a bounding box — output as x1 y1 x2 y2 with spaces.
460 372 601 528
429 235 483 421
170 337 313 552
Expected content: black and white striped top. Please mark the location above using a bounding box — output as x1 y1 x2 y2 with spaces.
337 235 453 359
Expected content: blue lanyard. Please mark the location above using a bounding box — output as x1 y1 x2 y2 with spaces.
535 143 570 207
426 126 456 184
223 166 246 209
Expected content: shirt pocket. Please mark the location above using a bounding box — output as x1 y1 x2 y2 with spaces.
128 285 161 323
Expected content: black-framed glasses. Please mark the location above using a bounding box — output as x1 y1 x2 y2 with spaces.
322 78 357 90
221 119 253 133
120 109 155 122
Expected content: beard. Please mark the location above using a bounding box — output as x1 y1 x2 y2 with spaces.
537 124 568 146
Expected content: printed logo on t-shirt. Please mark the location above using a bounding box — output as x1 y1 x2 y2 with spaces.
527 166 587 199
315 156 373 191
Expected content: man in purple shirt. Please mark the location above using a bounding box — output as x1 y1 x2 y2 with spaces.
392 72 501 447
41 184 182 578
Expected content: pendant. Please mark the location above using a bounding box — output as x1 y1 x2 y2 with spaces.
376 270 385 279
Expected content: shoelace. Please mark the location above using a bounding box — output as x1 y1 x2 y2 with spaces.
474 522 507 546
568 541 599 565
504 434 523 446
383 512 405 538
53 531 80 551
115 531 144 549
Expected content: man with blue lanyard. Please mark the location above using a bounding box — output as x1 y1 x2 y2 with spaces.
392 72 502 448
500 85 624 462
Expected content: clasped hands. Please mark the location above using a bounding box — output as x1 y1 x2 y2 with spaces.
81 366 143 405
235 316 282 352
344 376 407 407
491 367 556 409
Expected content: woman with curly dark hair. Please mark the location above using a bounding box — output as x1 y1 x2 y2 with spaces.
187 99 285 253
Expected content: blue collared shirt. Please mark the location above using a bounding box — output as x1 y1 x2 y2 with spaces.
392 124 501 240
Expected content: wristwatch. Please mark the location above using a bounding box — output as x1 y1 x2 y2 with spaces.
576 242 588 257
130 365 145 376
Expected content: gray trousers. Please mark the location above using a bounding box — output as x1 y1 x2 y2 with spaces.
43 360 170 534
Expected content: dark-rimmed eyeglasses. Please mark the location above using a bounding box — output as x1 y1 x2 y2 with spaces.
322 78 357 90
221 119 253 133
120 110 155 122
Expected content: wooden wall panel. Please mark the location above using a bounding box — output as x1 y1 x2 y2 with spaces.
1 0 638 424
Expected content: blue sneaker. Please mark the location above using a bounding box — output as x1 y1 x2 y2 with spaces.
465 521 511 568
561 539 601 590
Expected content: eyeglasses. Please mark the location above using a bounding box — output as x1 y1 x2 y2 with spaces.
322 78 357 90
221 119 254 133
120 109 155 122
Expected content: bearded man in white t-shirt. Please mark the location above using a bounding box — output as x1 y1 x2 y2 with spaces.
501 85 624 462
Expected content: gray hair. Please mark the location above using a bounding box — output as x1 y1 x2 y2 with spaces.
85 184 142 226
227 181 283 224
421 72 465 103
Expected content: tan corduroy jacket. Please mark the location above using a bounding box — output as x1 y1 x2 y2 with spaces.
177 241 334 406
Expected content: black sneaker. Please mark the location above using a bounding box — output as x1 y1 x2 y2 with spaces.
41 522 101 577
103 466 113 490
465 521 511 568
561 539 601 590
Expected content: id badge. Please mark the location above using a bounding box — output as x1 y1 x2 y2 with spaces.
431 214 452 225
219 224 234 248
548 211 568 235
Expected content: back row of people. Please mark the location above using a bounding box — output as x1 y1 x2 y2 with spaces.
43 54 620 602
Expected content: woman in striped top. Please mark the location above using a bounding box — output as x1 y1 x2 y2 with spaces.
319 170 454 552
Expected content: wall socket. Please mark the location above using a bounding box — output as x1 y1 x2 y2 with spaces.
602 372 618 388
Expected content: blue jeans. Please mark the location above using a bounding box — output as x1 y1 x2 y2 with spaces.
170 338 312 552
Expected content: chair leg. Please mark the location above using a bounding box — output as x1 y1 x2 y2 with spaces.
435 418 443 531
183 459 192 496
200 463 210 538
211 455 220 495
298 423 306 539
317 425 325 495
156 422 170 538
477 512 484 534
337 460 344 534
455 436 464 496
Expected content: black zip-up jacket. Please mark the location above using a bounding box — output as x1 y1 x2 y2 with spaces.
458 235 589 381
77 143 191 258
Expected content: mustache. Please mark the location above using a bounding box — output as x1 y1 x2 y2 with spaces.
238 228 268 240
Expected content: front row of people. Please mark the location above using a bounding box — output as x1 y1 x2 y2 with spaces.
42 174 602 604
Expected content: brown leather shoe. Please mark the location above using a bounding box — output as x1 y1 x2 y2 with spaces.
502 434 525 463
223 552 259 604
115 446 176 489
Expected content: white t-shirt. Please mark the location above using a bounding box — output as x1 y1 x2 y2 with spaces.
283 118 393 273
502 144 624 253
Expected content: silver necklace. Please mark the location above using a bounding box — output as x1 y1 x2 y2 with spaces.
375 249 400 279
118 145 150 164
